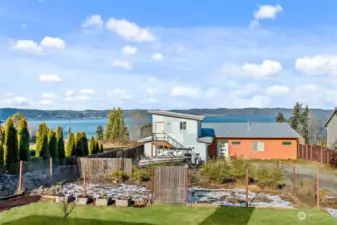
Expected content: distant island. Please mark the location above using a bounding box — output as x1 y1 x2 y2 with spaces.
0 107 333 121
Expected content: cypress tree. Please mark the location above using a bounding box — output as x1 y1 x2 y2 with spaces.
65 132 75 157
104 108 129 142
80 132 88 156
4 117 19 164
56 126 65 158
0 126 4 166
48 129 58 158
96 125 104 141
75 132 83 157
99 142 104 153
89 136 95 155
36 123 49 159
94 140 99 154
17 118 30 161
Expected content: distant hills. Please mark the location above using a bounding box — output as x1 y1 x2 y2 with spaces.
0 107 333 122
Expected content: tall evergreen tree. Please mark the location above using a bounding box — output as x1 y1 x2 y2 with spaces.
289 102 303 131
11 112 24 129
96 125 104 141
0 126 4 166
94 140 99 154
300 105 310 144
4 117 19 164
89 136 95 155
99 142 104 153
65 132 75 157
36 123 49 158
56 126 65 158
17 118 30 161
276 112 287 123
75 132 84 157
80 132 88 156
48 129 58 158
104 108 129 142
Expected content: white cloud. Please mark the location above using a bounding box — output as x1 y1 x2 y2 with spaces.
148 77 158 82
42 93 58 98
295 55 337 76
248 95 270 107
40 36 66 49
79 89 96 95
121 46 137 55
5 93 15 98
39 74 62 83
242 60 282 78
152 53 163 61
4 96 30 106
266 85 290 96
107 89 134 99
65 95 91 101
251 4 283 28
105 18 156 42
39 99 53 105
12 40 42 54
65 90 75 97
171 86 199 98
81 15 103 28
112 60 133 70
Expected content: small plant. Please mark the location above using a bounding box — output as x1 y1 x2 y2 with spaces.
56 191 76 225
320 188 327 201
132 165 151 182
305 179 311 189
111 169 129 182
299 178 304 187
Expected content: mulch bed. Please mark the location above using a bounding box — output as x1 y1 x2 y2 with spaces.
0 195 41 212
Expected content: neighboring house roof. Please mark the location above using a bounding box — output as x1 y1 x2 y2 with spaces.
324 107 337 127
147 110 205 121
201 122 302 139
138 136 152 143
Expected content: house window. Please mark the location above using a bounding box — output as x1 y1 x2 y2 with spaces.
180 121 186 130
232 141 241 145
252 142 264 151
282 141 292 146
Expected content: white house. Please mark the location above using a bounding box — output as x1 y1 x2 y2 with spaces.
138 110 213 163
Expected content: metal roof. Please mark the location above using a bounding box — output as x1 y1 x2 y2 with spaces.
324 108 337 127
147 110 205 121
201 122 302 138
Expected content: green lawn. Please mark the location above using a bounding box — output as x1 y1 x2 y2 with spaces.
0 202 335 225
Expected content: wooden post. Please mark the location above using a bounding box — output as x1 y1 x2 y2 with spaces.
245 168 249 207
316 171 320 208
186 169 189 204
305 144 308 160
327 151 330 165
320 146 323 163
276 160 279 169
292 166 296 189
151 167 155 201
310 145 313 160
49 158 53 176
82 164 87 197
17 161 23 194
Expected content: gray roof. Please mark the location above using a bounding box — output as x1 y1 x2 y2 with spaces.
324 107 337 127
148 110 205 121
202 122 302 138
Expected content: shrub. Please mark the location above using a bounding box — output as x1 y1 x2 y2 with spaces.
299 178 304 187
253 165 283 189
132 166 151 182
320 188 327 201
111 169 129 182
200 159 233 184
229 158 252 182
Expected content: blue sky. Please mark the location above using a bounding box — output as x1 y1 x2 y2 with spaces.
1 0 337 110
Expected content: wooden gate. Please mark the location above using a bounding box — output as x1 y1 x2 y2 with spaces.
153 166 188 204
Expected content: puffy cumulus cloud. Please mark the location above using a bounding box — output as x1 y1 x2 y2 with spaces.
79 89 96 95
152 53 163 61
107 89 134 100
141 88 160 104
105 18 156 42
39 74 62 83
39 99 53 105
242 60 282 78
11 40 43 54
64 90 75 97
248 95 271 108
171 86 199 99
121 46 137 55
4 96 30 106
250 4 283 28
81 15 104 28
112 60 133 70
65 95 91 101
266 85 290 96
40 37 66 49
295 55 337 76
42 93 58 98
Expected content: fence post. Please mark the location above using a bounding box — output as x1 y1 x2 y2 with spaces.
17 161 23 194
245 168 249 207
82 163 87 197
327 151 330 165
186 168 189 204
316 171 320 208
276 161 279 169
305 144 308 160
292 166 296 190
320 146 323 163
151 167 155 201
310 145 313 160
50 158 53 176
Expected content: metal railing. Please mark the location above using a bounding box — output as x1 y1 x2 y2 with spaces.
152 133 185 148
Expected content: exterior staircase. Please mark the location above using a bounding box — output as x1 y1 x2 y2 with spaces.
152 133 185 149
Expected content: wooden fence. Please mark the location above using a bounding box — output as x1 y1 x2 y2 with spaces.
298 144 334 164
79 158 132 181
85 145 144 161
153 166 188 204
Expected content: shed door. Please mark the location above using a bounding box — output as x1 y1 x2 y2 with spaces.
155 122 164 139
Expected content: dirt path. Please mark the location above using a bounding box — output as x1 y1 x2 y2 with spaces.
252 162 337 197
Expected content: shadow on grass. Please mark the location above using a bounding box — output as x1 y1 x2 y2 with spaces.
3 215 153 225
199 206 254 225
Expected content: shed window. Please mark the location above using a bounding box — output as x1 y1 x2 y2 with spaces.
232 141 241 145
282 141 292 146
252 142 264 151
180 121 186 130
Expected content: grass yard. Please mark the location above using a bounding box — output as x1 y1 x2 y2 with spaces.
0 202 335 225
